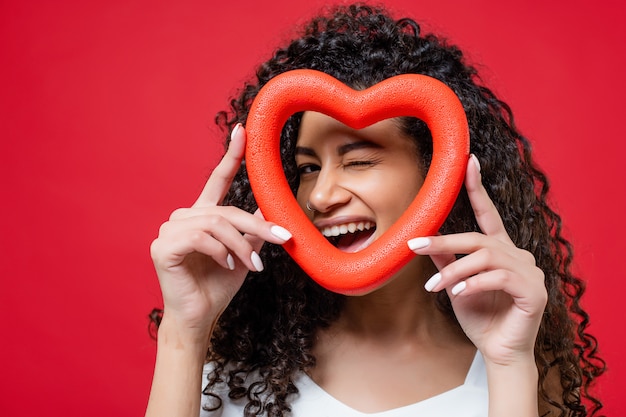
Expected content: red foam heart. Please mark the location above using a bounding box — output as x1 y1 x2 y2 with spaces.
245 69 469 295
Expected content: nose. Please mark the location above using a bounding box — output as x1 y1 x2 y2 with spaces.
307 166 351 213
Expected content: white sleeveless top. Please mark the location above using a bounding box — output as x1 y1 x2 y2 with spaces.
201 351 488 417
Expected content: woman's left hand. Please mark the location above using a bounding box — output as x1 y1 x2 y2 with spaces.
408 155 547 365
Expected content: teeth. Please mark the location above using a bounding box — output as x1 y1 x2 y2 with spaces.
321 221 374 237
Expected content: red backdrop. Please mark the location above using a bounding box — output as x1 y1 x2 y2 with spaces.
1 0 624 415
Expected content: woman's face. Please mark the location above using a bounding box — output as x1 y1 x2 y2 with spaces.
295 112 425 253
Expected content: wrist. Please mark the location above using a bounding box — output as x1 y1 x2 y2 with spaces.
482 349 536 368
484 352 539 417
147 316 211 417
157 314 214 353
484 354 538 383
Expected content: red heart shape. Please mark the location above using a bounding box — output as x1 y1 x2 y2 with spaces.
246 69 469 295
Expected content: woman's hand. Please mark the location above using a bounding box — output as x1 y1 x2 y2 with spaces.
408 155 547 366
150 124 292 341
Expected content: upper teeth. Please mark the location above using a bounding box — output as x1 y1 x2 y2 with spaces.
321 221 374 238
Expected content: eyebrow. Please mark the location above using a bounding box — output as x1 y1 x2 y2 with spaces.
295 140 382 157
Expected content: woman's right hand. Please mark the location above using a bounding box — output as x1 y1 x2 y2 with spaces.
149 124 292 342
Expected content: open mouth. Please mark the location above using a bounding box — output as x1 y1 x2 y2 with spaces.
320 221 376 253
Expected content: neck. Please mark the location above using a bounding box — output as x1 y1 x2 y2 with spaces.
336 256 461 345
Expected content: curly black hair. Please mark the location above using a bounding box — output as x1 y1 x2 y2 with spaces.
151 3 604 416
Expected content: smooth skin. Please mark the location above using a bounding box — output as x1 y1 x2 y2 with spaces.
296 112 475 411
146 124 292 417
410 153 547 416
145 117 546 417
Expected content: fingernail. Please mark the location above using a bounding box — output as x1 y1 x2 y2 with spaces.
470 154 481 173
230 123 241 141
270 225 292 241
407 237 431 251
250 251 264 272
226 254 235 270
424 272 441 292
451 281 467 295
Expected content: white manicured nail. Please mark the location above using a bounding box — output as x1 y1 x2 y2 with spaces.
471 154 481 173
230 123 241 141
408 237 431 251
451 281 467 295
251 251 264 272
424 272 441 292
226 254 235 270
271 225 292 241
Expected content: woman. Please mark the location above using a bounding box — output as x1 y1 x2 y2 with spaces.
145 4 604 416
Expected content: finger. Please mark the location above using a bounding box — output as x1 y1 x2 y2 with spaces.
407 235 456 274
428 253 541 299
465 154 511 243
407 236 456 292
413 233 534 293
409 232 519 258
242 209 269 259
436 245 518 290
428 253 456 273
448 269 547 312
192 123 246 208
166 208 291 270
151 227 233 271
168 206 292 245
159 214 265 272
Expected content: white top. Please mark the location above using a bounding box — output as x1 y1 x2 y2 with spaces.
201 351 488 416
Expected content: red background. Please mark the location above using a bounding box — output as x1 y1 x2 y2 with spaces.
1 0 624 415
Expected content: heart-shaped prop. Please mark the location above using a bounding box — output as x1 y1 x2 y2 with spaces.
246 69 469 295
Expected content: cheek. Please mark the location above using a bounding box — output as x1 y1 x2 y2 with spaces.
365 167 423 216
295 181 308 203
295 185 312 215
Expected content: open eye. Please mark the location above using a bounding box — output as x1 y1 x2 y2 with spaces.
298 163 320 176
